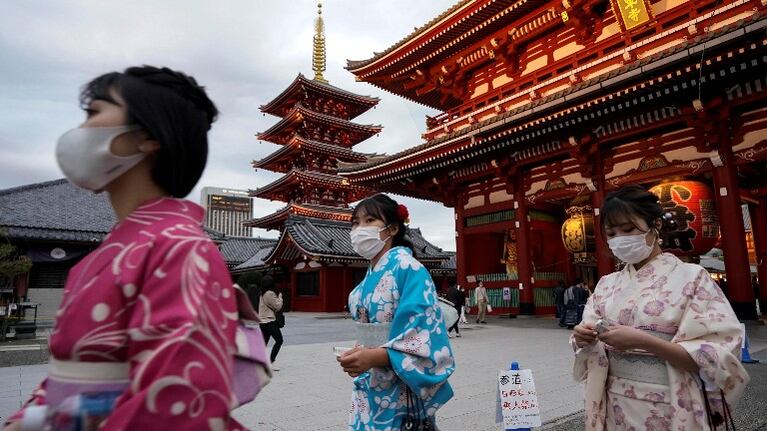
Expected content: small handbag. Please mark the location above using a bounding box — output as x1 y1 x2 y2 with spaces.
403 386 434 431
701 378 736 431
232 285 273 406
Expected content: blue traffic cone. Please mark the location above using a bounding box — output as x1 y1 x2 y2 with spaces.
741 331 759 364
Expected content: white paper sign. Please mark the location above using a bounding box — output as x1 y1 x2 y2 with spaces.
498 369 541 429
502 288 511 301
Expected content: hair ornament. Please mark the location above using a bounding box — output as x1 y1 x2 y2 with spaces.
397 204 410 224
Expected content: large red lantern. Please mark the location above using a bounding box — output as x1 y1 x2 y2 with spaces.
649 180 719 255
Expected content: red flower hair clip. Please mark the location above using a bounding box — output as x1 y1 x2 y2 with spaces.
397 204 410 224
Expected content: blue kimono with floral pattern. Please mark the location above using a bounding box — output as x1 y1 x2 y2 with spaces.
347 246 455 430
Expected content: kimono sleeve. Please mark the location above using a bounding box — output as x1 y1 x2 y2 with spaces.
673 267 750 404
571 274 612 382
4 381 47 425
384 254 455 397
100 234 240 430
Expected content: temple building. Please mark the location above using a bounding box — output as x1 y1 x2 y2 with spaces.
340 0 767 318
244 2 455 312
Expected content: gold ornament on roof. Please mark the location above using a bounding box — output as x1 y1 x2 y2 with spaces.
312 1 328 83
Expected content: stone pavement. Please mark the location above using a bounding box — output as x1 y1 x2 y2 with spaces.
1 315 766 430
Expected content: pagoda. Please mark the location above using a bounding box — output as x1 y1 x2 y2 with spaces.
246 2 380 232
244 2 456 312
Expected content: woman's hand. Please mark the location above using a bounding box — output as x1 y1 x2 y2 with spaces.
337 347 390 377
598 325 651 351
573 323 598 349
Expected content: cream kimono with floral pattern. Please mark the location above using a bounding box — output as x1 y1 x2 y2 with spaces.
573 253 749 430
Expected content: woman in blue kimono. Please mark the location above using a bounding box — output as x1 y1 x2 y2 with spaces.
337 194 455 430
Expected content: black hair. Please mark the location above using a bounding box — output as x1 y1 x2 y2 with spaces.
351 194 414 254
602 185 663 232
260 275 276 294
80 65 218 197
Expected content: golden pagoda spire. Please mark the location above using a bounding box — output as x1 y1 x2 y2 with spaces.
312 1 328 83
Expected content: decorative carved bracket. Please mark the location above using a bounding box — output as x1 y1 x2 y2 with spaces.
560 0 609 45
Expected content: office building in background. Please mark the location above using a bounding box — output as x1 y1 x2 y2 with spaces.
200 187 253 237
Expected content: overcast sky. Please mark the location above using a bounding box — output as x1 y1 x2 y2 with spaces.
0 0 458 251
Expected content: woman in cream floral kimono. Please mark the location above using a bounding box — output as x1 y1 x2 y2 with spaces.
572 185 749 430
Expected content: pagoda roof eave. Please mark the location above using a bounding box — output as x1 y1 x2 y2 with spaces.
250 169 372 201
244 203 353 229
260 74 380 118
252 137 371 172
339 16 767 180
256 104 382 144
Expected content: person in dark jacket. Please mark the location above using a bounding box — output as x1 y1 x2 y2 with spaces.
573 280 590 323
553 280 566 322
447 284 465 338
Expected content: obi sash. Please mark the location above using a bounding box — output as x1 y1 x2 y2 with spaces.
607 329 674 386
355 322 391 348
46 359 130 409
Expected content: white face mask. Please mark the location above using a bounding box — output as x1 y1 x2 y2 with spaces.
56 125 145 191
350 225 390 260
607 231 655 264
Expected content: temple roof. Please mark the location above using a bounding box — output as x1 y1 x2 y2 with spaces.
0 179 225 244
244 203 353 230
0 179 115 243
339 17 766 182
345 0 475 72
345 0 546 109
250 169 372 205
260 74 379 120
257 103 382 147
232 244 276 273
219 236 278 268
261 215 453 264
252 136 371 174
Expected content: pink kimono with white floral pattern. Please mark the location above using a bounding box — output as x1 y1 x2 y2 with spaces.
9 198 246 430
573 253 749 430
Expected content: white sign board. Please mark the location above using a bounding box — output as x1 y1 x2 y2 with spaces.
502 288 511 301
498 369 541 429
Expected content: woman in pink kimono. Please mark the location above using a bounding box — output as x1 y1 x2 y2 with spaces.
572 185 749 430
5 66 246 430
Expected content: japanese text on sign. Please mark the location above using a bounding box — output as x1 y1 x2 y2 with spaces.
611 0 652 31
498 369 541 429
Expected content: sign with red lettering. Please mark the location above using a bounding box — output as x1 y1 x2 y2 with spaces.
498 369 541 428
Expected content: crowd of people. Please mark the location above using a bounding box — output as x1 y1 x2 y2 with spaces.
3 65 750 431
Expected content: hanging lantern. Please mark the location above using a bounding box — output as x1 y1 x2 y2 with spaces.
561 205 595 263
650 180 719 255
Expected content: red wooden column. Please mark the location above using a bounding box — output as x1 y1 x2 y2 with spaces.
514 192 535 315
750 199 767 315
590 151 615 278
455 194 468 289
712 143 756 319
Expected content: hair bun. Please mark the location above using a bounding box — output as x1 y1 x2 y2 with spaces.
125 66 218 128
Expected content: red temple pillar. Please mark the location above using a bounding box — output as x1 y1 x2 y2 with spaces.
515 194 535 315
455 197 467 289
750 199 767 315
590 156 614 278
712 144 756 319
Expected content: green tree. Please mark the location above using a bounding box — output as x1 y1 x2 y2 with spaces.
0 234 32 288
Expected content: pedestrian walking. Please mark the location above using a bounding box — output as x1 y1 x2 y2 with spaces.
560 278 581 329
572 185 749 430
338 194 454 430
573 280 589 323
4 66 248 430
259 275 284 371
553 280 566 320
447 284 466 338
475 281 489 324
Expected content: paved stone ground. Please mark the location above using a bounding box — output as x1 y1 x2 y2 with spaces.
1 314 765 430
